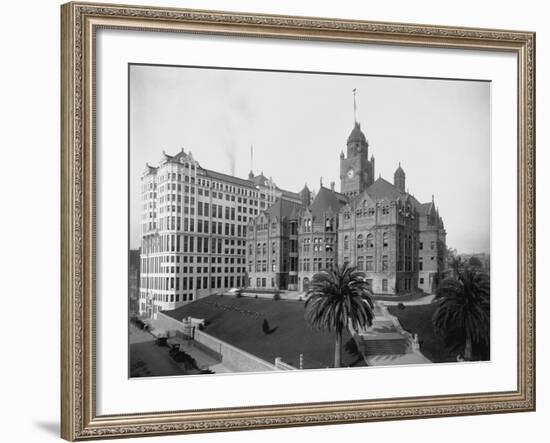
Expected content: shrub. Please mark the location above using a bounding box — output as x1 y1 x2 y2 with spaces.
273 293 281 301
398 302 406 310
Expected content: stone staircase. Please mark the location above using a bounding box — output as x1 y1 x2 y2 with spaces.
357 334 410 356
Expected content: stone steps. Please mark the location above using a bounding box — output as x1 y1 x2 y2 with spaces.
358 336 410 356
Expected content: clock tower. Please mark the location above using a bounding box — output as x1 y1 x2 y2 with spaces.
340 90 375 197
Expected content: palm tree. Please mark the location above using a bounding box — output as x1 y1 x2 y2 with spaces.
304 263 375 368
432 268 490 360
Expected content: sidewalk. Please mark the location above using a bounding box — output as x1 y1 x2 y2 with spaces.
167 335 237 374
376 294 436 306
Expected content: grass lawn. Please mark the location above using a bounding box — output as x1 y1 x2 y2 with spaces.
163 294 363 369
387 304 457 363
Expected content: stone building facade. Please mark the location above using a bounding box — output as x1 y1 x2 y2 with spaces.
246 198 302 291
246 119 447 295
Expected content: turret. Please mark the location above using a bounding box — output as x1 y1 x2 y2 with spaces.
394 162 406 192
299 183 311 207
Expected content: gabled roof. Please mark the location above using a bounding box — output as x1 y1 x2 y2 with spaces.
265 197 304 220
418 202 434 215
309 186 348 219
279 189 302 202
360 177 427 211
364 177 404 201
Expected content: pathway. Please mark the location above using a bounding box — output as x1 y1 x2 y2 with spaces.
353 302 432 366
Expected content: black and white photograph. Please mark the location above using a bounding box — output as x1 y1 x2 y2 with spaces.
128 64 491 377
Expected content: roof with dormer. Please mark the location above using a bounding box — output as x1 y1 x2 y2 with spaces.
353 177 434 214
364 177 405 201
309 186 348 219
265 197 304 221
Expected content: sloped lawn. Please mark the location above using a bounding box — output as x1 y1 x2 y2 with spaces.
387 304 457 363
163 294 362 369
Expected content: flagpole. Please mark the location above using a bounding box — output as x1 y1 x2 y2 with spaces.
353 88 357 123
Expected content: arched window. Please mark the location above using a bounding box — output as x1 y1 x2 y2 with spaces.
344 235 349 250
357 234 364 249
272 241 276 254
262 243 267 255
256 243 261 255
248 243 253 255
383 232 389 248
366 234 374 249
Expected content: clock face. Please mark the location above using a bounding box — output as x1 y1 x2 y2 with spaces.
347 169 354 178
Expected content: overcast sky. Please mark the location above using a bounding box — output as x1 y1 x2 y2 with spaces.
130 64 490 254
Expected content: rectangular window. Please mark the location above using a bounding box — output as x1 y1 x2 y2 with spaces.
382 279 388 292
382 255 388 271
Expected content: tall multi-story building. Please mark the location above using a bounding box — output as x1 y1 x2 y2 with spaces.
138 149 302 318
246 117 447 295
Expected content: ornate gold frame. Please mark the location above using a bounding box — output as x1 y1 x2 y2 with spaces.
60 2 536 440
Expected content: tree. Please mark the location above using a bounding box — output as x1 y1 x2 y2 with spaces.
304 263 375 368
468 256 483 270
432 268 490 360
448 254 466 278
